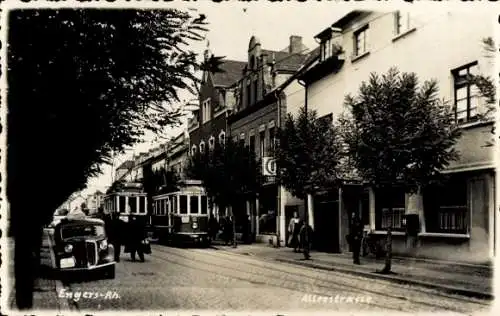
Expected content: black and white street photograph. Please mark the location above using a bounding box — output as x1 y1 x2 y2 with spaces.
1 2 497 314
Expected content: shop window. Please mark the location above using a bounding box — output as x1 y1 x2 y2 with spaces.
424 175 468 234
375 187 405 231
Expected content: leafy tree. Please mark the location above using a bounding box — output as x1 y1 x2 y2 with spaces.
187 139 261 244
339 68 461 273
275 106 345 199
7 8 212 309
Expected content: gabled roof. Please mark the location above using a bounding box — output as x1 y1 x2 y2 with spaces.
116 160 134 170
332 10 371 29
212 60 247 87
262 49 309 72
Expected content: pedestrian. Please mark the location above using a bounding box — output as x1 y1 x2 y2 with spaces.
350 212 363 265
127 216 145 262
299 220 313 256
288 211 300 252
208 213 218 242
223 216 233 245
241 215 251 244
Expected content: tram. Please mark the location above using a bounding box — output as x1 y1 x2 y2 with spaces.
103 182 149 226
151 180 210 247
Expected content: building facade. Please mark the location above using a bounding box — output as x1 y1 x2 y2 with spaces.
228 35 310 243
86 190 104 214
296 10 495 261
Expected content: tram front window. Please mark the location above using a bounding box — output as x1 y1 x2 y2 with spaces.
180 195 187 214
139 196 146 213
119 196 126 213
129 196 137 213
190 196 199 214
201 196 208 214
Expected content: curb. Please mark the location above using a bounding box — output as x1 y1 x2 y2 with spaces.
54 279 72 311
275 258 494 300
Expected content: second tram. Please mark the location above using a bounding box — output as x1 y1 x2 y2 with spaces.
151 180 210 247
103 182 149 226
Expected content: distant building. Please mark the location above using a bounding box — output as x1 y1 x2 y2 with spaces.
86 190 105 214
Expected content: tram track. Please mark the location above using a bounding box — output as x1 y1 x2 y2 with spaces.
150 245 490 313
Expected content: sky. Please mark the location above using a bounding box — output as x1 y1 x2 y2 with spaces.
81 4 352 199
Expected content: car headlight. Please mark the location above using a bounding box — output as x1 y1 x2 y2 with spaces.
99 240 108 250
64 244 73 253
192 222 198 229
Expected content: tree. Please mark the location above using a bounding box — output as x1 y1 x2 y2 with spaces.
187 139 261 244
7 9 211 309
339 68 462 273
275 106 344 258
275 107 345 200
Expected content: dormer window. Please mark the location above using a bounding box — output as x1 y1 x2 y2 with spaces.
219 131 226 145
394 11 411 36
209 136 215 150
316 27 339 62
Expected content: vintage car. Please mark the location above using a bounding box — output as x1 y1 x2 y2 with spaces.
43 215 115 278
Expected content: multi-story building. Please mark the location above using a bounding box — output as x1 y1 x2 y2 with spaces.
114 160 135 182
227 35 311 243
292 10 495 261
86 190 105 214
188 50 246 217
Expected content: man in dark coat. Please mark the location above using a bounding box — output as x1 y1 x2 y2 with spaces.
208 213 218 242
128 216 145 262
350 212 364 265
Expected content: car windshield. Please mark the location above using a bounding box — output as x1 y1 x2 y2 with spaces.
61 225 105 239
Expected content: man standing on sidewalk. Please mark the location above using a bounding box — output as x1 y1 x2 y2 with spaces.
350 212 363 265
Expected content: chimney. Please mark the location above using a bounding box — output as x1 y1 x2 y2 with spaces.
289 35 303 54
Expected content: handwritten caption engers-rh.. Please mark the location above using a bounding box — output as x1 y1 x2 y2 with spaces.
59 289 120 301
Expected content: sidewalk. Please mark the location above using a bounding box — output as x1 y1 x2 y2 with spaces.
211 243 494 300
5 238 68 312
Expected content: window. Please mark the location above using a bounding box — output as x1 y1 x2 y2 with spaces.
219 91 225 108
129 196 137 213
201 196 208 214
172 196 178 214
375 187 405 231
249 135 256 154
394 11 411 35
246 80 252 107
452 62 479 123
119 196 126 213
259 130 266 158
208 136 215 150
191 145 197 156
179 195 187 214
239 133 245 147
199 141 205 154
268 127 275 153
253 78 258 104
219 131 226 145
354 25 369 57
139 196 146 214
202 98 211 124
424 175 468 234
190 196 199 214
320 38 335 62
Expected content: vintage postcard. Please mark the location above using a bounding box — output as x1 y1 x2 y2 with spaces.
0 0 497 315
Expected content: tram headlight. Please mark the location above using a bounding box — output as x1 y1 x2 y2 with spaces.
64 244 73 253
99 240 108 250
192 222 198 229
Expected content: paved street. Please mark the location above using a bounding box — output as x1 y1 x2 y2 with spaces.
23 244 490 313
